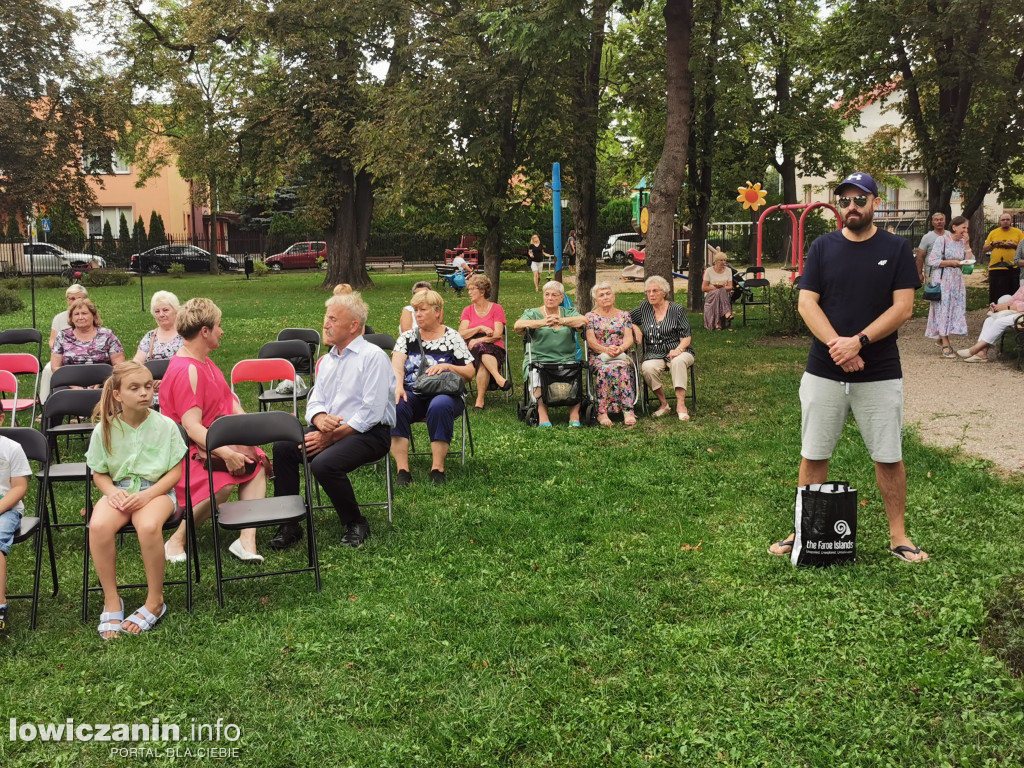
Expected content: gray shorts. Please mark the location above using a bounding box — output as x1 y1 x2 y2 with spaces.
799 373 904 463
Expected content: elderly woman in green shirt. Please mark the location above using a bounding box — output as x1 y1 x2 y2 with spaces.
513 280 587 426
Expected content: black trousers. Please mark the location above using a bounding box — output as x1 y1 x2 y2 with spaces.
989 267 1019 304
273 423 391 526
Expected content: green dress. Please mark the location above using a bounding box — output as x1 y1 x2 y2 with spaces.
518 306 581 376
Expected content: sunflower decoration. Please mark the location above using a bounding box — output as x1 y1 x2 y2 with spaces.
736 181 768 211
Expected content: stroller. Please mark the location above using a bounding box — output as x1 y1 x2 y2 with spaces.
516 328 597 427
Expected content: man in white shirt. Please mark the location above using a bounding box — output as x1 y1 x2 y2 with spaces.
269 292 396 549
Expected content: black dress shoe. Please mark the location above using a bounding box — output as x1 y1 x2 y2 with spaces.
341 522 370 547
429 469 446 486
396 469 413 487
499 379 514 392
268 523 304 551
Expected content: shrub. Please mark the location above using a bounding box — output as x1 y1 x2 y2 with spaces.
502 258 526 272
37 276 63 289
1 277 24 291
253 260 269 277
82 269 135 287
0 287 25 315
767 279 805 335
168 262 185 278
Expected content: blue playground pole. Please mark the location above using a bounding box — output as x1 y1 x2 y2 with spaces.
552 163 563 275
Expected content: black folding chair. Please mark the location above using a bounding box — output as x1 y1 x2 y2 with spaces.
253 340 314 415
144 358 171 411
635 336 697 417
740 266 771 325
206 412 320 606
2 428 58 629
38 388 103 529
82 425 198 620
276 329 321 380
0 328 43 360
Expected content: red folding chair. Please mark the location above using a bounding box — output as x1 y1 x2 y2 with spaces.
230 358 298 416
0 353 41 425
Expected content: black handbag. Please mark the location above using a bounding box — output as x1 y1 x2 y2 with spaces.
791 482 858 567
412 329 466 398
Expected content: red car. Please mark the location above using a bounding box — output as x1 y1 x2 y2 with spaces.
265 241 327 270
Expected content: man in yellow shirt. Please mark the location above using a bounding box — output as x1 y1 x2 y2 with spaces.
983 212 1024 303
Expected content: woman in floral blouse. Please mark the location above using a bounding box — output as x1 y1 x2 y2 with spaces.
51 298 126 374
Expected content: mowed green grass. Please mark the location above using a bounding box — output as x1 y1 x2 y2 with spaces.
0 269 1022 767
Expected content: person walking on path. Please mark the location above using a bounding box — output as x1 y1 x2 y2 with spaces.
767 172 928 563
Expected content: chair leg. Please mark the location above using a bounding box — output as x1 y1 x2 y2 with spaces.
29 527 42 630
45 518 58 598
385 453 394 524
81 523 91 624
211 519 225 608
465 409 474 457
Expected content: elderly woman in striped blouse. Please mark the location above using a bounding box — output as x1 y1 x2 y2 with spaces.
629 275 694 421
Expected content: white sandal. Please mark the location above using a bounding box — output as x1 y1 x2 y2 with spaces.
122 603 167 634
97 598 125 640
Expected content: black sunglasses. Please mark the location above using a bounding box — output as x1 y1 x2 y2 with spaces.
837 195 869 209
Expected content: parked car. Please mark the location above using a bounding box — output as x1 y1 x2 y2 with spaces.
19 242 105 274
601 233 645 264
130 245 239 274
265 241 327 271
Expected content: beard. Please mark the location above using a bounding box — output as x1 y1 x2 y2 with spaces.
843 207 874 233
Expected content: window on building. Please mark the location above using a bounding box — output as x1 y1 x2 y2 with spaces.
87 208 134 237
82 151 131 175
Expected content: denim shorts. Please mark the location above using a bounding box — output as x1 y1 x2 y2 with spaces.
0 507 21 556
103 477 177 508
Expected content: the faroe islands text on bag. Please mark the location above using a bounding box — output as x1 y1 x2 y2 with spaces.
791 482 858 567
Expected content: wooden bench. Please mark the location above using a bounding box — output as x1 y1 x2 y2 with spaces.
366 255 404 272
435 263 458 290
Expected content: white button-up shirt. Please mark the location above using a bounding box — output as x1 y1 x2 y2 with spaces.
305 335 396 432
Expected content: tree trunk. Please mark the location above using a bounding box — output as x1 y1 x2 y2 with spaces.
646 0 693 302
567 0 610 315
482 217 503 304
323 161 373 289
207 174 219 274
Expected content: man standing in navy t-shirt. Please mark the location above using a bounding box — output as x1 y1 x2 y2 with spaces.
768 172 929 563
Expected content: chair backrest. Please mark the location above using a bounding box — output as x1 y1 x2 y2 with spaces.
50 363 113 390
258 340 313 380
277 329 321 376
43 387 103 424
0 369 17 398
364 333 396 352
205 411 304 454
0 352 42 376
0 329 43 359
0 427 49 464
144 358 171 381
231 358 296 388
744 266 766 279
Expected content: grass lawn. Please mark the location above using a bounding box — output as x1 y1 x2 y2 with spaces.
0 269 1022 767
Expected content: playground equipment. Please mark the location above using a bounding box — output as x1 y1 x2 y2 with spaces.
754 202 841 278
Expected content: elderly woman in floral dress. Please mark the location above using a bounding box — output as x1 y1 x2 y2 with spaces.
585 282 636 426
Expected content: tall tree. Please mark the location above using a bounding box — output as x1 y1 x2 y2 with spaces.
562 0 613 314
645 0 694 298
0 0 124 219
826 0 1024 219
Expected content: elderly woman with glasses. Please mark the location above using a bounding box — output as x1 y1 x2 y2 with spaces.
630 276 694 421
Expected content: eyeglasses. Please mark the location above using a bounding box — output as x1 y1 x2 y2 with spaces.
837 195 869 209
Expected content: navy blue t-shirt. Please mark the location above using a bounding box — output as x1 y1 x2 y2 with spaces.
801 228 920 382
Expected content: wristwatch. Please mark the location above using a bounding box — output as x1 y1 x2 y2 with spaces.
858 333 870 348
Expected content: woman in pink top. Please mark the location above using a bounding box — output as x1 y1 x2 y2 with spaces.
158 298 267 563
458 274 512 410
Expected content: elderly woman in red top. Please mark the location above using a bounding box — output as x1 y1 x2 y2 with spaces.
158 298 267 563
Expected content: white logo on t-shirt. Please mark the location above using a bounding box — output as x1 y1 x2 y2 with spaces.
878 260 888 266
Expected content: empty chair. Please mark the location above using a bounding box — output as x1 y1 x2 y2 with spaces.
231 357 298 416
740 266 771 325
1 428 59 630
0 353 41 425
276 329 321 380
0 328 43 360
205 412 320 607
254 340 313 413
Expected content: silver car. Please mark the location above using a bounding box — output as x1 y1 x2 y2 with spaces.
601 233 645 264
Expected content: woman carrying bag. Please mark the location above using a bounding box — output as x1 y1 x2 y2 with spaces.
924 215 971 358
